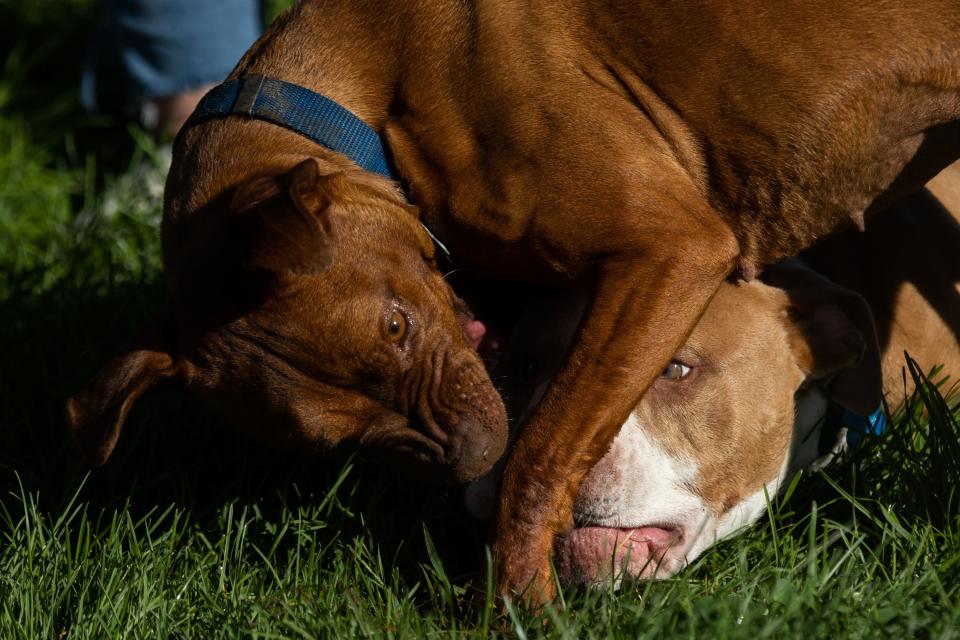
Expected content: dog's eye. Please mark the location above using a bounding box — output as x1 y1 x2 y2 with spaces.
387 311 407 342
660 361 691 380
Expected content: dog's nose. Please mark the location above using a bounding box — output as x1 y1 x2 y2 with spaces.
448 416 507 483
449 423 506 483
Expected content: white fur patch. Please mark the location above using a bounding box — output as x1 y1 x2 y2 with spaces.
577 388 834 575
575 413 711 572
576 414 705 526
712 454 789 546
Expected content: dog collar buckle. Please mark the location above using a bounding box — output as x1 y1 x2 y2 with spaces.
842 405 887 447
231 74 266 116
822 401 887 451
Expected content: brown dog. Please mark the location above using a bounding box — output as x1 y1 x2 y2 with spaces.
68 0 960 600
469 168 960 585
67 156 508 484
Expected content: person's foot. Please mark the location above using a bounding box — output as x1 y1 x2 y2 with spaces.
140 84 216 139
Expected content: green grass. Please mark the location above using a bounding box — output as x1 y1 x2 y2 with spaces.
1 1 959 637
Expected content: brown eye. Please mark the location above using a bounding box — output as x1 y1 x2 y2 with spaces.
660 361 691 380
387 311 407 342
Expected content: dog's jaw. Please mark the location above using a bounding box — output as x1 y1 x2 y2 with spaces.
554 363 841 588
563 413 712 585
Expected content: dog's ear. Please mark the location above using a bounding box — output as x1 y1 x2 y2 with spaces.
765 263 882 415
66 327 182 465
230 158 337 275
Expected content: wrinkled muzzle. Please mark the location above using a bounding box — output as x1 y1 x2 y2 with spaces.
413 346 508 483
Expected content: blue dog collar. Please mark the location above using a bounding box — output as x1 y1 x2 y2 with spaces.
179 75 453 259
842 405 887 447
180 74 395 178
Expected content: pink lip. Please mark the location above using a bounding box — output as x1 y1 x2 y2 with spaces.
554 525 683 584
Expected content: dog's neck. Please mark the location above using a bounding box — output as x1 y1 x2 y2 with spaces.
231 0 408 131
165 0 463 218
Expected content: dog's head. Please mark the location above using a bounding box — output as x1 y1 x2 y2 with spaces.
67 158 507 483
471 262 881 584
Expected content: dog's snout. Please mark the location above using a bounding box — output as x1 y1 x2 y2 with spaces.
447 412 507 483
417 355 508 482
455 359 509 478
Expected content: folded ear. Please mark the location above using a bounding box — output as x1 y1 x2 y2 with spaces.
765 263 882 415
230 158 337 275
66 330 181 465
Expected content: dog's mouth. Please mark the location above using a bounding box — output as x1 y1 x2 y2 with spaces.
364 410 501 484
365 422 468 484
554 524 685 585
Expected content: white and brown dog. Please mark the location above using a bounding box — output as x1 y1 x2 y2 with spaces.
468 165 960 586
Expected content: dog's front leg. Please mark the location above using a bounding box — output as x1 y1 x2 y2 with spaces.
493 212 739 604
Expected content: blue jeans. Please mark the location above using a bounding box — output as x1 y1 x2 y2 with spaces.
84 0 262 112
